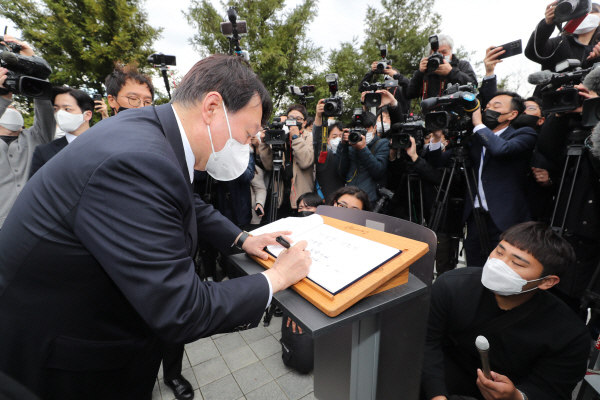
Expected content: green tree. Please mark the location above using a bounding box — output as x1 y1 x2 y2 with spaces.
0 0 162 94
185 0 322 111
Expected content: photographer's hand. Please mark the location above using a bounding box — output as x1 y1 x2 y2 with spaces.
588 43 600 60
378 90 398 108
434 60 452 76
0 68 12 100
352 134 367 150
342 128 350 145
405 136 419 162
472 108 483 126
568 84 598 113
1 34 34 56
385 66 397 77
532 167 552 187
94 99 109 120
484 46 505 76
545 1 557 26
371 62 379 72
315 99 325 126
419 58 428 73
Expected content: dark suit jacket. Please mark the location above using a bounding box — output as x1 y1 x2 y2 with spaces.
0 105 270 399
29 136 68 178
427 125 537 231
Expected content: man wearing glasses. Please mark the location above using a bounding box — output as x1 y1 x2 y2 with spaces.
105 64 154 115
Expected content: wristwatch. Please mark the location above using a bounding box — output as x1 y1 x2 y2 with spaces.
292 134 299 140
235 231 251 250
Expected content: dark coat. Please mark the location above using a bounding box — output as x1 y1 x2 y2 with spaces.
215 155 256 227
29 136 68 178
0 105 270 400
426 125 538 231
406 55 478 101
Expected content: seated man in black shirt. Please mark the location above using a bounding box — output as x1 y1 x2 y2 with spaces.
422 221 589 400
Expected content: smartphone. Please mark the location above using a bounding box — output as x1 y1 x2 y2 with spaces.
93 94 102 101
255 206 264 217
220 21 247 37
493 39 522 60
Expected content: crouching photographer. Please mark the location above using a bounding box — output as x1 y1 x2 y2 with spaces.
0 35 55 229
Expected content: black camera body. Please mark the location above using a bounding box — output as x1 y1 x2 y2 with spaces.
148 53 176 66
391 116 426 150
375 44 390 74
421 83 479 131
286 118 302 129
323 73 344 117
265 118 288 145
362 79 399 108
348 108 367 145
541 59 599 113
427 35 444 74
0 47 52 99
553 0 591 24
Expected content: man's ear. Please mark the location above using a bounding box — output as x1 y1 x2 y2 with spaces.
202 91 222 126
107 95 118 110
507 110 519 122
84 110 93 122
538 116 546 126
538 275 560 290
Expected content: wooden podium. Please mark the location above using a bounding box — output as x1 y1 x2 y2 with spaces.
230 206 437 400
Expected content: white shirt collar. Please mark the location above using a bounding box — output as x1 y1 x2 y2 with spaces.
65 132 77 143
171 105 196 183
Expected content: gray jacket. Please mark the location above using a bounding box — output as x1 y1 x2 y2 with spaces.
0 96 55 228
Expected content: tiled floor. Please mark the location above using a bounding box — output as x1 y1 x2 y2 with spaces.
152 315 315 400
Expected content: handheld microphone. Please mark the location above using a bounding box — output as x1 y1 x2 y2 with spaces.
476 335 492 380
527 70 553 86
583 66 600 94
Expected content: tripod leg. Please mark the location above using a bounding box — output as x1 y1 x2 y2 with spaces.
463 166 490 256
431 165 456 232
559 154 583 235
407 176 413 222
418 179 425 226
551 155 571 228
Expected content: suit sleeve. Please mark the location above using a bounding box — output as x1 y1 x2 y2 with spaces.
29 146 45 179
475 127 538 158
479 76 498 109
75 152 268 344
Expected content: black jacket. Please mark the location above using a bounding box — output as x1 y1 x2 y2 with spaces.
0 105 270 399
406 55 477 101
29 136 68 178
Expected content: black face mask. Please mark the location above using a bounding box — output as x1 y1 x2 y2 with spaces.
0 135 18 145
298 211 314 217
511 114 540 130
112 106 130 116
482 109 510 130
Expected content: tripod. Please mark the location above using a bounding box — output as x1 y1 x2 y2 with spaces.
267 148 284 224
159 63 171 99
429 143 491 264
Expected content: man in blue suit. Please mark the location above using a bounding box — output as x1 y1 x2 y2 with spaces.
427 91 537 267
0 54 311 400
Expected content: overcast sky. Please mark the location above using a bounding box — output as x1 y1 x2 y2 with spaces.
2 0 552 97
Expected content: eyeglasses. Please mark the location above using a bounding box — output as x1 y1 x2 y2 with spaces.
525 105 540 111
288 116 304 122
119 95 153 108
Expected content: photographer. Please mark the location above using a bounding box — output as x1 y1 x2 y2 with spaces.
105 63 154 115
337 109 390 204
359 62 410 115
426 92 537 267
525 2 600 76
259 104 315 215
407 34 477 102
0 36 55 229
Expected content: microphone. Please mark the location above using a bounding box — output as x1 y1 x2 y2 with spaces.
528 70 553 86
421 97 439 109
0 51 18 66
476 335 492 380
583 66 600 94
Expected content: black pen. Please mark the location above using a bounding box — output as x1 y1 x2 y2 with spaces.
276 236 291 249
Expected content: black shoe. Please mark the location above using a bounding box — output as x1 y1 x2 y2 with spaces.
164 375 194 400
274 307 283 317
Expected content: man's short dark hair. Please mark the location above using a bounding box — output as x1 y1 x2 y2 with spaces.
499 221 576 277
286 104 308 121
525 96 544 114
329 121 345 136
494 91 525 115
328 186 371 212
105 63 155 99
359 111 377 129
171 54 273 126
296 192 325 209
305 117 314 127
52 86 94 113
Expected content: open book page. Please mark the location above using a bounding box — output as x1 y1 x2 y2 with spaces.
251 216 401 294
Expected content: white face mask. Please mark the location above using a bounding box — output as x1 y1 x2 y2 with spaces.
366 129 374 144
481 257 546 296
377 122 391 134
574 14 600 35
329 137 341 153
205 103 250 182
0 108 24 132
55 110 86 133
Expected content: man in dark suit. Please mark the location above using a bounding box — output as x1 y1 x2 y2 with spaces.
426 92 537 267
29 87 95 178
0 54 311 400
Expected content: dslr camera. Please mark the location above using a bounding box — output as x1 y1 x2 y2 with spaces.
375 44 391 74
361 79 399 108
427 35 444 74
421 83 480 131
0 36 52 99
553 0 591 24
323 73 343 117
264 117 288 145
289 84 315 107
390 115 426 150
538 59 599 113
348 108 368 145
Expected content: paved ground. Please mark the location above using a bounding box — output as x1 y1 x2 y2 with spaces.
152 315 315 400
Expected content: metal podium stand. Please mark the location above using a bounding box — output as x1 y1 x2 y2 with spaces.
229 206 436 400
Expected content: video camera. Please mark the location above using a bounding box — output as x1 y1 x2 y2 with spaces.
0 35 52 99
323 73 343 117
220 7 249 61
390 115 426 150
348 108 368 145
289 85 315 107
427 35 444 74
375 44 391 74
264 117 288 146
361 79 399 108
421 83 480 131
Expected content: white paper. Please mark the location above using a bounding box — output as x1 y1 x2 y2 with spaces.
250 216 401 294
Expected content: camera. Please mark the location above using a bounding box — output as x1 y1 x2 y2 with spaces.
0 37 52 99
375 44 391 74
286 118 302 129
553 0 591 24
539 59 599 113
323 73 343 117
264 117 288 145
361 79 399 108
148 53 176 66
348 108 368 145
427 35 444 74
289 85 315 106
390 116 426 150
421 83 479 131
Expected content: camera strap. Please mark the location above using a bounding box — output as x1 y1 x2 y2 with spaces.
318 125 328 163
